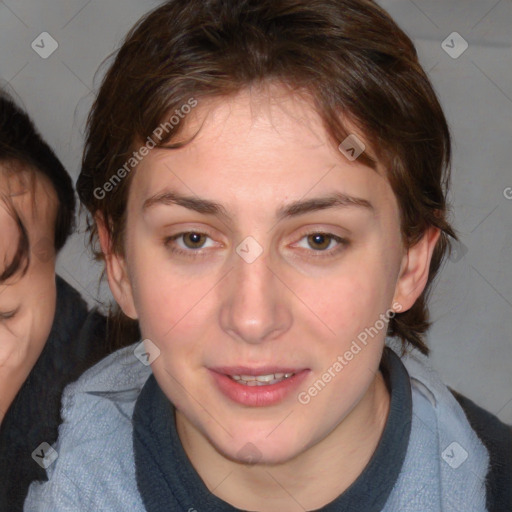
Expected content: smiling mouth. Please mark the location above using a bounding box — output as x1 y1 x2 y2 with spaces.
228 372 296 386
209 367 310 406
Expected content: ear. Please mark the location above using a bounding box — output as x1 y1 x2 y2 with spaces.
392 226 441 313
96 214 138 320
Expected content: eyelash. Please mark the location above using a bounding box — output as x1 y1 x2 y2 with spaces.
0 309 17 322
163 230 349 259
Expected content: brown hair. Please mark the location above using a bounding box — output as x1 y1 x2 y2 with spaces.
77 0 458 356
0 90 76 282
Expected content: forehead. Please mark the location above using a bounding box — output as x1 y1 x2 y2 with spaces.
0 163 57 209
130 86 397 220
0 165 57 260
0 196 20 260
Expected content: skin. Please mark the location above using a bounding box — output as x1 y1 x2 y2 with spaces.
100 84 440 511
0 169 57 424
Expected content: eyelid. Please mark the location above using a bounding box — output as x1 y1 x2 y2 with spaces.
294 226 348 239
0 307 19 320
163 230 220 257
291 229 349 255
166 230 219 244
164 228 349 259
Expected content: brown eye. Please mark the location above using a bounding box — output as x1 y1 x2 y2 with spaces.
163 231 216 258
182 232 207 249
307 233 332 251
294 231 349 259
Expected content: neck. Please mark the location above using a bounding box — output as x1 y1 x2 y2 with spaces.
176 369 390 511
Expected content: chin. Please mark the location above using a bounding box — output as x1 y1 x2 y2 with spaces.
211 428 308 467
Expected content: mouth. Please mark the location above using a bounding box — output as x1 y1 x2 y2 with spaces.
229 372 296 386
209 366 310 406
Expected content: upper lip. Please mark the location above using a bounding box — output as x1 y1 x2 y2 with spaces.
210 366 307 376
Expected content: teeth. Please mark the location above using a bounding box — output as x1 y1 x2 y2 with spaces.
229 372 295 385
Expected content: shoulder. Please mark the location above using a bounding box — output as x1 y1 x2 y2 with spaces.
23 343 150 511
449 387 512 512
56 341 152 433
393 342 512 511
449 387 512 447
63 340 151 393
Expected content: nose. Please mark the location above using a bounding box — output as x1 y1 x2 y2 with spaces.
219 245 292 345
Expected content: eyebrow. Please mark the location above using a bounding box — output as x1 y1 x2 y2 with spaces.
142 190 375 222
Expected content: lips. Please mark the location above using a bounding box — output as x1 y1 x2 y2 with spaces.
208 365 310 407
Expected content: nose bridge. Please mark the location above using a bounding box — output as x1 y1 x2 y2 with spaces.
219 239 291 344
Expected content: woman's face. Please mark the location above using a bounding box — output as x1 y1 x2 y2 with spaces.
0 170 57 419
106 86 432 465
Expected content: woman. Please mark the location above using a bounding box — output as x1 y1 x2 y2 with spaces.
25 1 511 510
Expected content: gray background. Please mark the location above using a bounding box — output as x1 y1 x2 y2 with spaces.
0 0 510 422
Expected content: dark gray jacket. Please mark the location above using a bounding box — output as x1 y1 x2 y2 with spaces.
0 275 112 511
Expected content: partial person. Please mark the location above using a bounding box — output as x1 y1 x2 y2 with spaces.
0 91 133 511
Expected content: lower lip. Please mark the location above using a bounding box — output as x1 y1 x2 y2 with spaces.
209 369 310 407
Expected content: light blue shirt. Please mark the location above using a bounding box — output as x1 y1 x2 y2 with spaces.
24 341 490 511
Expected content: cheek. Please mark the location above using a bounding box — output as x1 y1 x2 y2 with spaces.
130 251 213 343
3 270 57 368
298 261 392 340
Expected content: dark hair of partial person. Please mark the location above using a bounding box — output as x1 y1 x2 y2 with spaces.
76 0 459 356
0 90 76 281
